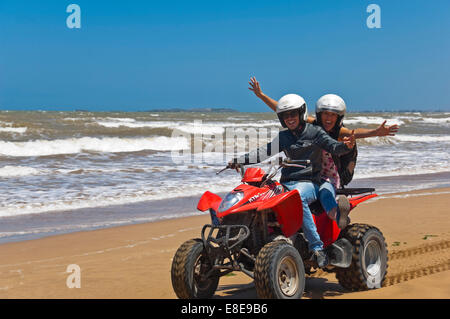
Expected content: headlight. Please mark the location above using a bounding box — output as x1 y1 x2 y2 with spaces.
218 191 244 213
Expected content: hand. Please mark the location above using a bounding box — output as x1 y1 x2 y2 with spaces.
248 77 263 98
343 130 356 149
376 120 399 137
227 161 241 173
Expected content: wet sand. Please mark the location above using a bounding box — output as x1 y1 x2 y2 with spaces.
0 187 449 299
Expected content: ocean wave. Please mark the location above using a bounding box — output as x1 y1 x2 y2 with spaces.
344 115 450 127
344 116 405 126
0 163 220 179
419 117 450 124
356 134 450 146
55 164 217 175
356 136 398 146
0 181 233 218
94 119 280 135
0 166 41 177
0 136 190 157
0 126 28 134
89 115 450 134
354 166 450 180
393 134 450 142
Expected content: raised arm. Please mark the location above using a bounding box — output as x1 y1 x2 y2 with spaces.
339 120 399 139
248 77 316 124
248 77 278 112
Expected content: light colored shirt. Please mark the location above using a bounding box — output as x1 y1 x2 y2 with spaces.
321 150 340 189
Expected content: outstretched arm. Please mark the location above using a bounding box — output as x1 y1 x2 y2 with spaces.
339 120 399 139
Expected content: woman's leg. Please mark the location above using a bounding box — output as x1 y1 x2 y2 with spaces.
319 181 351 229
318 181 338 221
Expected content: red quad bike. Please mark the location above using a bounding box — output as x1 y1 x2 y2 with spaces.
171 158 388 299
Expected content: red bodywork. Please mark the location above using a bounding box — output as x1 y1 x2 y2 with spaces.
197 167 377 248
197 191 222 212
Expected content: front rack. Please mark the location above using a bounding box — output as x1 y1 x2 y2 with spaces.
201 224 250 251
200 224 254 278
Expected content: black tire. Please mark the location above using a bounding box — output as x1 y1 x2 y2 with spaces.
254 241 305 299
171 239 219 299
336 224 388 291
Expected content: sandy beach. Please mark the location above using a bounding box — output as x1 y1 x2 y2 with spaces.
0 187 449 299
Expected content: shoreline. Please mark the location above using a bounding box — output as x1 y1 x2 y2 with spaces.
0 186 449 298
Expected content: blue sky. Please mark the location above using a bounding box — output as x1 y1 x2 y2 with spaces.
0 0 449 112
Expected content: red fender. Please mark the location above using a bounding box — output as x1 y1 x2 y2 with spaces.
197 191 222 212
349 194 378 210
257 190 303 237
313 213 340 248
241 167 266 182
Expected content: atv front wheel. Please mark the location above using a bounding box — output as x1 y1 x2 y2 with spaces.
254 241 305 299
171 239 219 299
336 224 388 290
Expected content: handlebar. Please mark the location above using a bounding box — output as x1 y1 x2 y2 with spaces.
216 158 310 175
216 166 230 175
280 158 311 165
216 163 244 176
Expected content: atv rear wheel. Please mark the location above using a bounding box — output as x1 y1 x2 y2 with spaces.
171 239 219 299
254 241 305 299
336 224 388 291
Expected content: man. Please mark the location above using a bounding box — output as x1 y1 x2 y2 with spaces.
229 94 355 268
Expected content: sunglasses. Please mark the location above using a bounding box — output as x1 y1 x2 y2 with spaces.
282 111 299 119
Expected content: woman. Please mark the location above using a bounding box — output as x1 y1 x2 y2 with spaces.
248 77 399 228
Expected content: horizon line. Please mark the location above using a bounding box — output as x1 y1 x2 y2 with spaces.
0 108 449 113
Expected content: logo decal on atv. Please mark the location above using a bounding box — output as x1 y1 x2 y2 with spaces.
248 194 262 202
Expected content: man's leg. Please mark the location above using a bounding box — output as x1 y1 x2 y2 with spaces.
284 181 323 252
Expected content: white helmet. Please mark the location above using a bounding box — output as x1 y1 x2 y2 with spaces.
315 94 346 128
315 94 346 116
276 94 308 128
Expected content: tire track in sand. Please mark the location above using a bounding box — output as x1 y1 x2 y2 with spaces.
384 239 450 287
388 240 450 261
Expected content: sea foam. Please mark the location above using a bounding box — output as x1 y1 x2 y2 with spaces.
0 136 190 157
0 166 41 177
